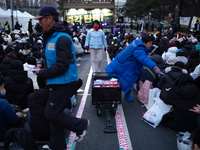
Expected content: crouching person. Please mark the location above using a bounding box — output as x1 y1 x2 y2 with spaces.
0 75 23 142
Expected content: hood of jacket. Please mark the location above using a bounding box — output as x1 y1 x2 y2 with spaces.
159 38 168 46
168 46 178 54
149 54 163 65
2 57 14 65
165 66 187 80
190 50 199 59
176 56 188 65
174 83 200 100
9 70 28 82
183 44 192 50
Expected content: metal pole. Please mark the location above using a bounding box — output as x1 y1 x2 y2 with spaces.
10 0 13 31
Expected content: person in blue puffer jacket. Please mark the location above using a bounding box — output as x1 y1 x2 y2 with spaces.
85 20 107 72
105 35 161 101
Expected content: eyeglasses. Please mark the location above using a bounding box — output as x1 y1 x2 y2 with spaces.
39 15 49 21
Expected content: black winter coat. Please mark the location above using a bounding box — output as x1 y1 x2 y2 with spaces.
0 57 14 77
160 83 200 132
158 66 188 91
4 70 34 109
27 89 50 140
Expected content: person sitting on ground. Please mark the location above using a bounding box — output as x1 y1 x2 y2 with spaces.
0 53 16 78
23 56 39 89
158 61 187 92
73 37 84 61
4 60 34 109
176 49 189 68
11 45 26 64
27 77 50 141
160 73 200 132
107 37 120 61
187 50 200 73
162 42 177 63
0 75 24 142
136 54 163 90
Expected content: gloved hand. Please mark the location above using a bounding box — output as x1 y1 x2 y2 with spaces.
85 46 89 50
104 47 107 51
153 66 161 75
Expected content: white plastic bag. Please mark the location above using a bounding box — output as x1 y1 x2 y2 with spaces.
177 132 191 150
142 97 172 128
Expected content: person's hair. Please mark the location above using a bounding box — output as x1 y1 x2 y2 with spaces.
33 51 42 59
191 127 200 149
6 53 17 60
174 61 185 69
174 73 194 87
10 60 23 70
0 74 4 86
25 56 36 66
142 35 155 43
52 15 59 22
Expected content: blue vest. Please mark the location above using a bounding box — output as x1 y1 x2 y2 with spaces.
46 32 78 85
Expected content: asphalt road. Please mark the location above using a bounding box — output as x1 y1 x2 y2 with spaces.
72 52 177 150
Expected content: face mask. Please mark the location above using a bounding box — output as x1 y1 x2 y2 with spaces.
93 26 99 31
1 89 6 96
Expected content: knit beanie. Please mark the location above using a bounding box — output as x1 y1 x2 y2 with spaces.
166 56 177 65
168 42 175 48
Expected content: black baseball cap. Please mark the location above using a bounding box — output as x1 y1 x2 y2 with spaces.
34 5 59 20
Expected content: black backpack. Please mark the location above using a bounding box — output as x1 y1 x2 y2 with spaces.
4 128 38 150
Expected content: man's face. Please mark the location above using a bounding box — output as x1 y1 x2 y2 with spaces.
144 41 152 49
39 16 54 32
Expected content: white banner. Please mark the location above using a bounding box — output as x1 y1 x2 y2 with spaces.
191 16 198 29
180 17 191 26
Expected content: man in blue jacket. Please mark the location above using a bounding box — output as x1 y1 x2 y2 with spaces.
34 6 89 149
85 20 107 72
105 35 161 101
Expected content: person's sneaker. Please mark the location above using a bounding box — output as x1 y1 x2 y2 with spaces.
75 120 90 142
124 94 133 102
77 57 81 61
42 144 52 150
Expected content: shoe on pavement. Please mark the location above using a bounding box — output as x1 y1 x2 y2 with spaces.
124 94 133 102
75 120 90 142
42 144 52 150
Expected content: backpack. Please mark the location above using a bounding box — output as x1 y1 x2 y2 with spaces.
4 128 38 150
138 80 153 104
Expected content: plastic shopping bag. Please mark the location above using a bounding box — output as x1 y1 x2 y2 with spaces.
177 132 191 150
142 97 172 128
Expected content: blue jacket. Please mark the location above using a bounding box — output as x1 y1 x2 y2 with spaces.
0 94 19 141
85 29 107 49
105 39 157 94
39 31 78 85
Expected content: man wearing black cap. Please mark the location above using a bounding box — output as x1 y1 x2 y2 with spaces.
33 5 89 150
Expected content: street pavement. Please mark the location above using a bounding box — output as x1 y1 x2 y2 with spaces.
70 52 178 150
